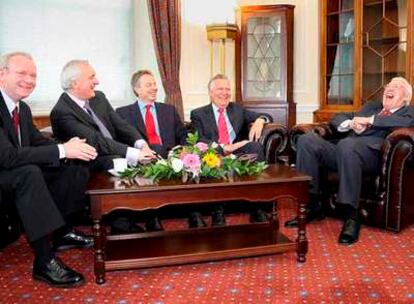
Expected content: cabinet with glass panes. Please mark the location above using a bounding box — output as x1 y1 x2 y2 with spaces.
315 0 413 122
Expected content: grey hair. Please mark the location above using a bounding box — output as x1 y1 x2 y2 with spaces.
208 74 229 91
60 59 90 91
0 52 33 69
389 77 413 105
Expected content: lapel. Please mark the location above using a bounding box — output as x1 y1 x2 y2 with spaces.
62 93 98 128
0 92 19 146
206 104 219 139
134 102 148 140
19 103 31 146
226 103 239 134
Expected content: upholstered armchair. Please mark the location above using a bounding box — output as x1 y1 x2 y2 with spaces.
288 123 414 232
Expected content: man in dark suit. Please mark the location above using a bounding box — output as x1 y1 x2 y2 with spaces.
191 73 272 226
50 60 160 233
116 70 187 159
0 52 98 287
116 70 202 227
285 77 414 245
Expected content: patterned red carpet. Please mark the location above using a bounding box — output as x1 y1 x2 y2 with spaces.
1 200 413 304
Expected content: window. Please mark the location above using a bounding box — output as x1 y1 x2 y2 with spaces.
0 0 133 112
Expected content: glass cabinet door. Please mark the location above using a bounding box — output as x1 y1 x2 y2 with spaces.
244 13 283 101
325 0 355 105
362 0 408 103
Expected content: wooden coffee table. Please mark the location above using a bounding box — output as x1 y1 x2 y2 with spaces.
87 164 310 284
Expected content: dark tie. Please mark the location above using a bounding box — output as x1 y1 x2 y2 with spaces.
83 103 113 139
217 108 230 145
378 109 392 117
145 104 161 145
11 107 19 135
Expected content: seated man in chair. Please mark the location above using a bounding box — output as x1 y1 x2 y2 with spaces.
190 73 272 226
285 77 414 245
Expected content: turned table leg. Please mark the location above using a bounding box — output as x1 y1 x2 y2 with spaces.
93 218 106 284
296 198 308 263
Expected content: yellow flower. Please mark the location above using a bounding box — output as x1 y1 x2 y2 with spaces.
202 152 221 168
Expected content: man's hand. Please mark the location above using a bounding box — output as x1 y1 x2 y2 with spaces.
248 118 266 141
63 138 97 161
351 116 373 134
138 145 157 163
223 140 249 154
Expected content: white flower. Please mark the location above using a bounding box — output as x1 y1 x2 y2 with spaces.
229 154 237 160
211 142 219 149
171 158 184 173
157 159 168 166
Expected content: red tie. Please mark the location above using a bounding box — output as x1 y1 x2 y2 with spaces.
145 104 161 145
378 109 392 117
217 108 230 145
12 107 19 135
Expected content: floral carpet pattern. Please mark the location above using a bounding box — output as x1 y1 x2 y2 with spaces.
1 200 413 304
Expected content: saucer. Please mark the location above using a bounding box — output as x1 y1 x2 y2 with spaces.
107 169 121 177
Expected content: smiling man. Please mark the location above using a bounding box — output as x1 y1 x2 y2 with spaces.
190 74 272 227
0 52 98 287
284 77 414 245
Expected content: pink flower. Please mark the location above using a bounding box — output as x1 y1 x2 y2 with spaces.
182 153 201 175
195 142 208 152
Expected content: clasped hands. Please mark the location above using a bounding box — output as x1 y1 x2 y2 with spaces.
350 116 372 134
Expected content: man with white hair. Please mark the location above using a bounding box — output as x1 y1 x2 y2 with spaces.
285 77 414 245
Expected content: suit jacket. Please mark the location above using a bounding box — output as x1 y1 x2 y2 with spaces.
51 91 144 157
116 101 187 156
330 100 414 150
0 92 59 169
190 102 271 144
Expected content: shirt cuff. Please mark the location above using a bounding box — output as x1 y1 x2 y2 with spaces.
134 139 147 149
126 147 139 165
57 144 66 159
258 116 269 123
338 119 352 132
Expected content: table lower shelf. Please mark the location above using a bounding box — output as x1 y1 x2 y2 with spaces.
104 223 297 270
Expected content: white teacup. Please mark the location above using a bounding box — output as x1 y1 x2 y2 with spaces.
113 158 128 172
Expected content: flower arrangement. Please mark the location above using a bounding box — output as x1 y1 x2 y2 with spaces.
120 133 268 184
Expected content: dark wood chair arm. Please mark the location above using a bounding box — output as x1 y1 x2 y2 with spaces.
258 123 288 164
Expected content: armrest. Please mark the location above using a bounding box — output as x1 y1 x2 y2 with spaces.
289 123 332 153
258 123 288 164
40 126 54 140
380 127 414 190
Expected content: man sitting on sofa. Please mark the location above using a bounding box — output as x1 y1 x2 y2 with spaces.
190 73 272 226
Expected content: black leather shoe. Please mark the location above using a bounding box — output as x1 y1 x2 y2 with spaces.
284 208 326 228
188 212 207 228
249 208 268 223
33 257 85 288
53 230 94 252
145 217 164 232
211 209 226 227
338 218 361 245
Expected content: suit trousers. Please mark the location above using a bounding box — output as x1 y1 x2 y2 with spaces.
296 132 380 208
234 141 265 162
0 162 89 242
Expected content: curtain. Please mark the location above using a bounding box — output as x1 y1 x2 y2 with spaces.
147 0 184 119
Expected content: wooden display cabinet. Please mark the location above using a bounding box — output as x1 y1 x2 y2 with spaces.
238 5 296 127
316 0 414 122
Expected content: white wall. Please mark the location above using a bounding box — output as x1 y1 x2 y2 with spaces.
180 0 320 123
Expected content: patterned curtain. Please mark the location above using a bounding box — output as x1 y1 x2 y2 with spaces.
147 0 184 119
